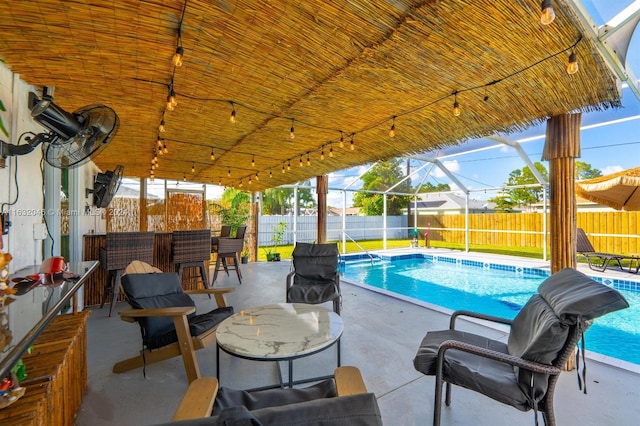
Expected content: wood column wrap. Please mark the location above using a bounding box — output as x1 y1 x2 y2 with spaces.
543 113 581 274
317 175 328 243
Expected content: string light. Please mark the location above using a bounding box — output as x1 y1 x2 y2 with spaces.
173 46 184 67
287 160 291 171
282 164 286 173
158 119 166 133
251 155 255 167
249 176 252 184
339 131 344 148
350 134 355 150
183 173 186 182
540 0 556 25
191 162 195 173
239 179 243 187
218 177 222 186
162 143 168 154
255 172 259 181
269 169 273 178
210 148 215 160
229 102 236 123
227 168 231 177
329 145 334 157
157 137 163 149
566 51 579 75
320 148 325 160
452 92 461 117
166 95 174 111
170 88 178 107
290 118 295 139
306 152 311 166
299 155 303 167
389 116 396 137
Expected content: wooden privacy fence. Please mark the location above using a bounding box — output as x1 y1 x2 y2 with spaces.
412 211 640 254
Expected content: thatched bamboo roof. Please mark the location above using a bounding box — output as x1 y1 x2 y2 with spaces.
0 0 620 191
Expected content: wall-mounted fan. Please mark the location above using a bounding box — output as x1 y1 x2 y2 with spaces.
87 165 124 208
0 87 119 168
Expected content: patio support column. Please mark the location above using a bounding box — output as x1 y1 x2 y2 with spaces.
250 194 259 262
317 175 328 243
542 113 581 274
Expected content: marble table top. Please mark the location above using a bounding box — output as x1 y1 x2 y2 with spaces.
216 303 344 360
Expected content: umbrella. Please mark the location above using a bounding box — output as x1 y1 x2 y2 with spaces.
576 167 640 211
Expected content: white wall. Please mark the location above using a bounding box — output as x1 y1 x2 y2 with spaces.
0 63 102 273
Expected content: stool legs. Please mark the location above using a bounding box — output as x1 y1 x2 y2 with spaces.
101 269 124 317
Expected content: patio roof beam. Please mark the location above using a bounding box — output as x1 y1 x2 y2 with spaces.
564 0 640 101
385 158 431 194
487 135 547 185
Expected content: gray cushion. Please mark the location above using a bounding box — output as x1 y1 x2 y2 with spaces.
538 267 629 324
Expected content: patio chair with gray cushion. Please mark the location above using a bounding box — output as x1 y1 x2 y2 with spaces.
286 242 341 315
113 261 235 383
413 267 629 426
158 366 382 425
576 228 640 273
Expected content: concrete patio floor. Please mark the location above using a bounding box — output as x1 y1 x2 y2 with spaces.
75 250 640 425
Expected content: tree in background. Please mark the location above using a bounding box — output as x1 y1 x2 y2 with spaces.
353 159 411 215
208 187 250 232
262 185 316 215
490 162 548 211
415 182 451 193
576 161 602 180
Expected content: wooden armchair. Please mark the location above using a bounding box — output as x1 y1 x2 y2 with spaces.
112 261 235 383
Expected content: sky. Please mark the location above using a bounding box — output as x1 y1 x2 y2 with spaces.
128 1 640 208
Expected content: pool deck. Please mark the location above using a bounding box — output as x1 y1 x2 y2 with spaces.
76 249 640 425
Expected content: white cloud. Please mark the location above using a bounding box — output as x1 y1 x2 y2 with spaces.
601 165 624 175
433 159 460 178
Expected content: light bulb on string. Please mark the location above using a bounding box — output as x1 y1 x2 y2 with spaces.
218 177 222 186
239 179 243 187
287 160 291 171
389 116 396 137
227 168 231 177
452 92 461 117
183 174 187 182
170 89 177 107
173 46 184 67
157 137 163 149
255 172 259 181
339 131 344 148
290 119 295 139
229 102 236 123
159 119 166 133
210 148 215 161
251 155 255 167
249 176 252 184
269 169 273 178
163 143 168 154
282 164 286 174
166 95 174 111
299 156 303 167
329 145 334 157
540 0 556 25
191 162 195 173
320 148 325 160
350 134 355 151
566 51 579 75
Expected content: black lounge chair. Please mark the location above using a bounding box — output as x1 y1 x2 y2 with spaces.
158 366 382 425
413 267 629 426
576 228 640 273
286 242 341 314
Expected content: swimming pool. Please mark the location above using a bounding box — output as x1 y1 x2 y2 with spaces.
341 254 640 368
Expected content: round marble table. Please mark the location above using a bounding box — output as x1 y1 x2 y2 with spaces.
216 303 344 388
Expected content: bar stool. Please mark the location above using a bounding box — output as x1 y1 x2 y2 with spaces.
99 232 154 316
171 229 212 289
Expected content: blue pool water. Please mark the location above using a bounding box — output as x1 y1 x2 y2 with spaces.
342 255 640 367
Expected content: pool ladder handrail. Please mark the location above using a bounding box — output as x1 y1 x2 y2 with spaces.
341 231 376 266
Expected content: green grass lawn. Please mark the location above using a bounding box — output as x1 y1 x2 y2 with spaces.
256 239 545 262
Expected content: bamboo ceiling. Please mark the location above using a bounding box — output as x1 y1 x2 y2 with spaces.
0 0 621 191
